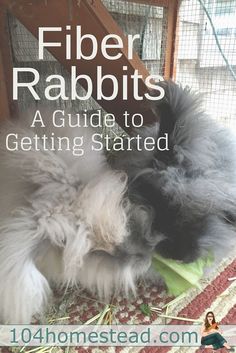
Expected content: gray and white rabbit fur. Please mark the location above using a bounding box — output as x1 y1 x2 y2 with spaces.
0 81 236 323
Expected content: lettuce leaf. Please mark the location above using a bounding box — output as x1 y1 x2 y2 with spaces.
152 253 213 297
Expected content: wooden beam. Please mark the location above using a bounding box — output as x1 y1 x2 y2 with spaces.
1 0 159 130
163 0 180 79
126 0 169 7
0 48 10 120
0 7 18 119
171 3 180 80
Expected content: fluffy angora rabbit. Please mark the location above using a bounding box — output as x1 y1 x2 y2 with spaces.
0 111 132 323
0 81 236 324
112 81 236 263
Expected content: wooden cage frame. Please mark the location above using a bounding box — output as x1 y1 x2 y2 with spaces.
0 0 180 128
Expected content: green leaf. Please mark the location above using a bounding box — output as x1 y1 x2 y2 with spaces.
140 303 152 316
152 252 214 297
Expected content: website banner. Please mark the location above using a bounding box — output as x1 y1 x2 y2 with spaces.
0 325 236 347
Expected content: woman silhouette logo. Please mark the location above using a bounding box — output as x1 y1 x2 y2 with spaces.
200 311 234 351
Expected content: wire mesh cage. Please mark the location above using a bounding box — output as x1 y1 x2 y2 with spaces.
8 0 168 108
8 12 119 138
6 0 170 138
8 14 102 113
4 0 236 131
176 0 236 129
102 0 168 76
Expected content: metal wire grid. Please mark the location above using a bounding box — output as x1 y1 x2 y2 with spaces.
102 0 167 76
8 1 168 137
8 15 103 114
9 1 167 74
100 0 168 136
8 0 236 130
175 0 236 129
8 14 55 62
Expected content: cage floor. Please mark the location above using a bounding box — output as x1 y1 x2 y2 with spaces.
1 253 235 353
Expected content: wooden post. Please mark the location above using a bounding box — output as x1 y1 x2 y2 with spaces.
0 48 10 120
163 0 180 79
0 7 18 119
